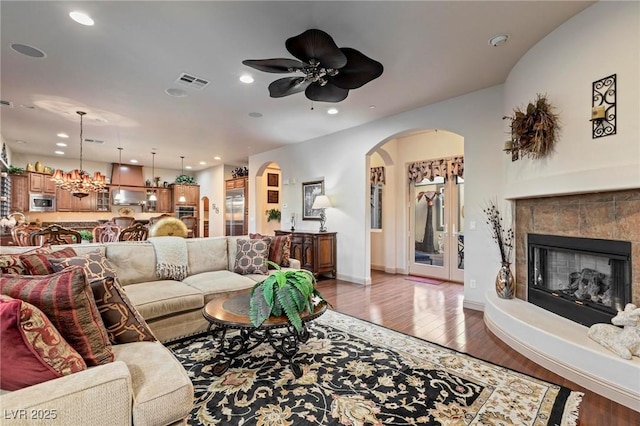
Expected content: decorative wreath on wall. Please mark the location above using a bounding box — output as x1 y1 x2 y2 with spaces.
503 94 560 161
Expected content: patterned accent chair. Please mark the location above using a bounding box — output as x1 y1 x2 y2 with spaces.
29 224 82 246
118 223 149 241
92 222 121 243
11 223 41 246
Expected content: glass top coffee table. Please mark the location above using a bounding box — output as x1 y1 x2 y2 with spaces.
202 291 327 378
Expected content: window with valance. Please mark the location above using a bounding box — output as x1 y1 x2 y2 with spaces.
407 156 464 183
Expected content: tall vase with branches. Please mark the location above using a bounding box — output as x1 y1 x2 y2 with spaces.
484 201 515 298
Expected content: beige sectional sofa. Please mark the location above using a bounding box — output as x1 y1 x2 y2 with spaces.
0 236 299 425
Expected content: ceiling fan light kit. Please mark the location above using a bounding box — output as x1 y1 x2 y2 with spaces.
243 29 383 103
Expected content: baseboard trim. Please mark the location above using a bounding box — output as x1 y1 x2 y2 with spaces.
462 299 484 312
484 303 640 412
336 273 370 285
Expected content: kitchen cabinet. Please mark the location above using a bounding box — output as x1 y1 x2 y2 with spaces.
29 172 56 194
157 188 173 213
56 188 96 212
172 184 199 207
275 231 336 278
95 188 110 212
10 174 29 213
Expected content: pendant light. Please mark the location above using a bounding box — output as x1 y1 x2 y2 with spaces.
114 147 123 201
178 156 186 203
148 152 157 201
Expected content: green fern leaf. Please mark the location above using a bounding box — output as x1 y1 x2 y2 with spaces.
249 285 272 328
276 285 303 331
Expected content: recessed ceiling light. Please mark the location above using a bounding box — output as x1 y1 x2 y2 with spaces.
57 132 69 138
199 161 206 165
369 105 376 109
56 142 67 147
69 11 94 26
239 74 254 84
185 166 193 170
165 88 187 97
488 34 509 47
248 112 262 118
10 44 46 58
15 140 26 144
93 117 108 123
130 159 138 163
214 156 221 160
327 108 339 115
54 150 65 155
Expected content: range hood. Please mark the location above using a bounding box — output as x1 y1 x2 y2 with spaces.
111 188 148 206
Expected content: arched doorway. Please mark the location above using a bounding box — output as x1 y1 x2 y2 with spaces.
254 161 282 234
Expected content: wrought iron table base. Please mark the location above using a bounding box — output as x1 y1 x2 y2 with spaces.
209 323 311 378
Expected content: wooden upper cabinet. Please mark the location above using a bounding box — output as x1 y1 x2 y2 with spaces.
28 172 56 194
10 174 29 213
157 188 173 213
172 184 199 206
56 188 73 212
56 188 97 212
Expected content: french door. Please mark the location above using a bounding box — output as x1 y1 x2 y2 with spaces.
409 175 464 282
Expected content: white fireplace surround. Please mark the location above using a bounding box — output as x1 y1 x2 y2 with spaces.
484 291 640 412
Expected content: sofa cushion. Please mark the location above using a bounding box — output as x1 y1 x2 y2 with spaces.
0 295 87 391
112 341 193 426
122 280 203 320
20 247 77 275
250 233 291 267
183 270 256 302
186 237 229 275
0 267 113 366
105 242 157 285
233 239 269 275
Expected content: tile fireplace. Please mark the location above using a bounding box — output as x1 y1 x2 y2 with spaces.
527 233 631 327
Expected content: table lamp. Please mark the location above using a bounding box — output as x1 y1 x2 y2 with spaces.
311 195 332 232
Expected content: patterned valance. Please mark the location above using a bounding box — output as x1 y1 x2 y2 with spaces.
370 167 385 185
407 156 464 182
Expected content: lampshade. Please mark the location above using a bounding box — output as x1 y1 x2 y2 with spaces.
312 195 332 209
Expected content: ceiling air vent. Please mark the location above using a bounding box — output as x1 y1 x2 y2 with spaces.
175 73 210 90
83 138 105 144
0 100 14 108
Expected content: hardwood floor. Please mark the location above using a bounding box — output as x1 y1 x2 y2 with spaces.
314 271 640 425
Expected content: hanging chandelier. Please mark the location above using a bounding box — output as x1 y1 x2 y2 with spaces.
148 152 157 201
178 156 186 203
114 147 123 201
51 111 106 198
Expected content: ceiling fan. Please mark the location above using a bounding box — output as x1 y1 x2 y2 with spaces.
243 29 383 103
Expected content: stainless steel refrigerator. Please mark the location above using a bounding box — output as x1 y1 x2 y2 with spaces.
225 188 245 236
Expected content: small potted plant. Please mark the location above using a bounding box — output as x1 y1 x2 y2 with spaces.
175 174 196 184
265 208 281 222
249 262 327 332
78 230 93 244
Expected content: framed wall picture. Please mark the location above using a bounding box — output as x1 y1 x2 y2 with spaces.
267 190 279 204
267 173 279 187
302 180 324 220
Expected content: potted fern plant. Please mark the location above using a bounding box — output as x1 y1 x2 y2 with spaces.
249 261 327 332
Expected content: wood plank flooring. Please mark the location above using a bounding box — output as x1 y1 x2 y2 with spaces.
314 271 640 425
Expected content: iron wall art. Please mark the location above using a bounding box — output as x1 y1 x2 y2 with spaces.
591 74 616 139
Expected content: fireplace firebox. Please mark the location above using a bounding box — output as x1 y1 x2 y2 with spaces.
527 233 631 327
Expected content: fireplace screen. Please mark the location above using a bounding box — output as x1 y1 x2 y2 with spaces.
528 234 631 326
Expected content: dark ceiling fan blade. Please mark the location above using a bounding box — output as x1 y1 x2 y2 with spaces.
285 29 347 69
268 77 310 98
305 82 349 103
242 58 305 73
329 48 384 90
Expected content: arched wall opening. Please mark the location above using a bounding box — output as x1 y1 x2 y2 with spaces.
254 161 283 234
365 128 464 279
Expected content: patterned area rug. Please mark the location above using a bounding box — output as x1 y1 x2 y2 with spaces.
168 310 582 425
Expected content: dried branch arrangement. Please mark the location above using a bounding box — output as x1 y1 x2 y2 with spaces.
503 94 560 160
483 201 514 265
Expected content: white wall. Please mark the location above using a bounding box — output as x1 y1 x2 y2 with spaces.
196 164 225 237
250 84 505 302
504 1 640 198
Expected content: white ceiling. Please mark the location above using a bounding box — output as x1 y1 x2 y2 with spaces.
1 1 594 171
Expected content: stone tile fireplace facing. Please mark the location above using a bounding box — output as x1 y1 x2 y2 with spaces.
515 189 640 317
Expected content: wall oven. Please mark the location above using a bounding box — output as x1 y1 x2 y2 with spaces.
29 193 56 212
175 206 195 218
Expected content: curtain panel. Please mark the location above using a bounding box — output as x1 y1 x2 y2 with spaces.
407 156 464 182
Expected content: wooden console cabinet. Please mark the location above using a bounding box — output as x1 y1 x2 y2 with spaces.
275 230 336 278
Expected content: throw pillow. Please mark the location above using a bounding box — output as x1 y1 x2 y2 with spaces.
0 295 87 391
50 251 118 283
233 239 269 275
0 266 114 366
249 233 291 267
0 247 52 275
20 247 77 275
90 277 156 344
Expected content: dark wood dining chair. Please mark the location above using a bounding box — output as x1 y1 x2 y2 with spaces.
149 214 172 225
118 223 149 241
11 224 42 246
29 224 82 246
180 216 197 238
110 216 136 228
92 222 121 243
